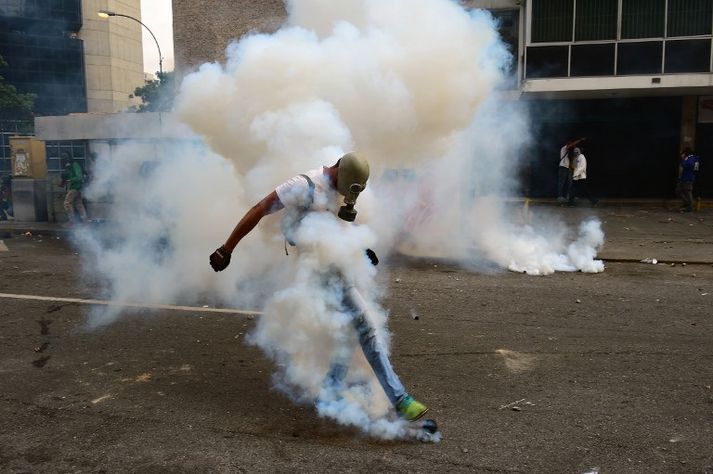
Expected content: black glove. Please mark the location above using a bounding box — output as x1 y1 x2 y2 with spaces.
210 245 232 272
365 248 379 266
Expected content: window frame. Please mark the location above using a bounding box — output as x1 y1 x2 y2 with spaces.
525 0 713 79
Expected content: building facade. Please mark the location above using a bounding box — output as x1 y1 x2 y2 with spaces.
0 0 88 117
0 0 145 176
80 0 145 114
520 0 713 198
172 0 286 75
0 0 144 116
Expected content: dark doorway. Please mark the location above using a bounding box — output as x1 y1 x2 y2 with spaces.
522 97 682 198
695 123 713 198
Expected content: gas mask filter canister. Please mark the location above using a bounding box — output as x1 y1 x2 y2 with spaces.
336 152 370 222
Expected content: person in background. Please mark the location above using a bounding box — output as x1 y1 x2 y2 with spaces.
0 175 12 220
61 153 88 225
568 147 598 207
677 148 700 213
558 137 586 203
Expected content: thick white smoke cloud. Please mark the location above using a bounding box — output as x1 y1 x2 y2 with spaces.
77 0 604 439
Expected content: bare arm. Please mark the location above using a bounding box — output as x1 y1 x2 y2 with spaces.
210 191 284 272
223 191 284 252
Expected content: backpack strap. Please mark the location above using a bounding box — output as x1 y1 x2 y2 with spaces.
285 174 316 254
298 174 315 211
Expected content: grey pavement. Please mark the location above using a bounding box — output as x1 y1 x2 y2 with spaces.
1 202 713 473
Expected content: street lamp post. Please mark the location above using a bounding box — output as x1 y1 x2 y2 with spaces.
97 10 163 79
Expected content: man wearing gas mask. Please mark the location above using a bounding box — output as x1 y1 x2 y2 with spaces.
209 152 430 422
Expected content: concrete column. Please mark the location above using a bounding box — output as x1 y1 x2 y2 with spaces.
680 96 697 152
12 179 48 222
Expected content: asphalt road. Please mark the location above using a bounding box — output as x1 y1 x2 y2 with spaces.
1 207 712 473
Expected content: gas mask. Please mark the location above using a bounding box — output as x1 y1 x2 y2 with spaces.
335 152 370 222
338 182 365 222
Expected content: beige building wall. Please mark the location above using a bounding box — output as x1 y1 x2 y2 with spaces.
80 0 145 113
172 0 287 76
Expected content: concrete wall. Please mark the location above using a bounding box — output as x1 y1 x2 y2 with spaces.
34 113 188 141
172 0 287 76
522 73 713 99
462 0 521 9
80 0 145 113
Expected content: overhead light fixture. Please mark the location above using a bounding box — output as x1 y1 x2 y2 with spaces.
97 10 115 18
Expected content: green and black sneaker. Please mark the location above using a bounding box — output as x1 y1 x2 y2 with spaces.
396 395 429 421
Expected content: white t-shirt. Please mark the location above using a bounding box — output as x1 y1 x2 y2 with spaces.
559 145 570 168
275 167 340 213
275 167 341 243
572 154 587 180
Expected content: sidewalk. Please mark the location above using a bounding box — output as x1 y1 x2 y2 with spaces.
0 220 74 238
2 202 712 264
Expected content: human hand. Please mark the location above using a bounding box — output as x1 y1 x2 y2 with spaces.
366 248 379 266
210 245 232 272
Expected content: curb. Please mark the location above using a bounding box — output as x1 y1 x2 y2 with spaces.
602 257 713 266
0 223 76 238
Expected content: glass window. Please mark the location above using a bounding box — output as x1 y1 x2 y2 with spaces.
0 30 87 116
668 0 713 37
47 158 60 172
532 0 574 43
526 46 570 77
72 144 85 157
617 41 663 75
571 43 615 75
622 0 665 38
46 144 59 158
45 140 86 172
575 0 617 41
665 39 712 72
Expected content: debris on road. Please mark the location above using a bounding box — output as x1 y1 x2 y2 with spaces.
91 394 112 404
34 342 50 353
640 258 658 264
499 398 525 410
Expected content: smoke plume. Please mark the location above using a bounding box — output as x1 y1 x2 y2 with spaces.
78 0 604 439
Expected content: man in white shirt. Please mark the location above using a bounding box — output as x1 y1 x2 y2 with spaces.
209 153 430 422
568 147 598 207
558 137 586 202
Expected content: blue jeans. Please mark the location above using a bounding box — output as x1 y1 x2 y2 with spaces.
324 283 407 407
558 166 572 199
